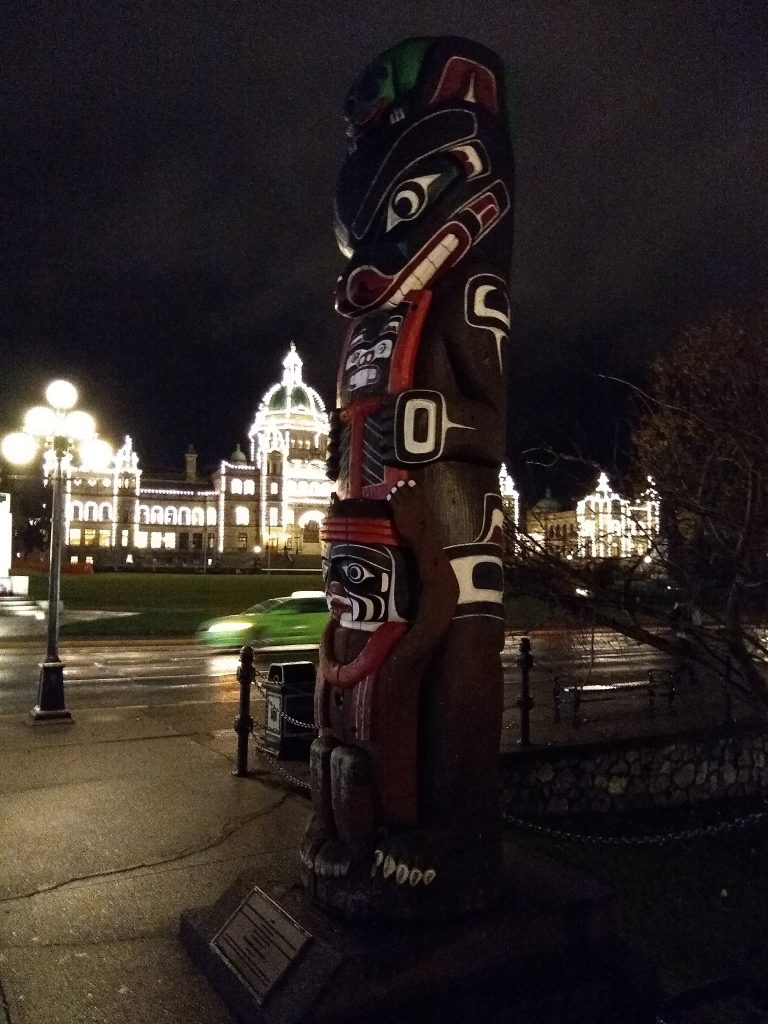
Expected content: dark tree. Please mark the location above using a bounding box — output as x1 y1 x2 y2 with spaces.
507 304 768 712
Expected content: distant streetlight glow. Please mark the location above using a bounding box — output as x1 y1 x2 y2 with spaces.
63 410 96 442
1 431 38 465
1 379 112 722
24 405 59 438
45 379 78 410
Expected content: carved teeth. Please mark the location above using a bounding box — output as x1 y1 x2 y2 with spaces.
386 234 460 307
409 869 423 886
383 855 396 879
423 869 436 886
396 863 409 885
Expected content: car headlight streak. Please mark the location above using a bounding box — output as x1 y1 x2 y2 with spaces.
207 620 254 633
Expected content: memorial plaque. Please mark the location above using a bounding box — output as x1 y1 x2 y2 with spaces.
211 887 311 1005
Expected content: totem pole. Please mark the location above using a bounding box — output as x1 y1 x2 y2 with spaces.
300 36 514 920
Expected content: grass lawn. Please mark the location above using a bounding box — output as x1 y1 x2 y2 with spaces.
17 571 557 638
19 571 324 639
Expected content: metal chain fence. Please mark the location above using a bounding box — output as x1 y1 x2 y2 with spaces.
253 742 311 791
504 805 768 846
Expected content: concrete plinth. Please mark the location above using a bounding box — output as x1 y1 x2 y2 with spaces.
180 841 660 1024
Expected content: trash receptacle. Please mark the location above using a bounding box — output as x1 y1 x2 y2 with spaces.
263 661 316 759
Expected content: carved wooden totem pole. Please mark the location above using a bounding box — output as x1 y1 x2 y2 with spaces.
300 36 514 920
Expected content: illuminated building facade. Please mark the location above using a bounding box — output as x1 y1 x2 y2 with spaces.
525 472 660 561
247 343 332 558
63 438 260 570
62 343 330 570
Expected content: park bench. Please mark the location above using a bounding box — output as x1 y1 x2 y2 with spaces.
553 669 676 724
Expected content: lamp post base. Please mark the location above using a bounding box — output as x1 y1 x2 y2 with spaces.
31 661 72 723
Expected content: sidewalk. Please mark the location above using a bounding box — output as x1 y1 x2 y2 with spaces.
0 699 308 1024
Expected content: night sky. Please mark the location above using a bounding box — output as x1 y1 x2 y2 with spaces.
2 1 766 499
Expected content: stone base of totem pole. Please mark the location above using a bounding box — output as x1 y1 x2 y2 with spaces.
180 840 660 1024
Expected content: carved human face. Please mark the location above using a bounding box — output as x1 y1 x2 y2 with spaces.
323 541 415 625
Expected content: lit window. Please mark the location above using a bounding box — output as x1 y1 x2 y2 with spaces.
237 533 247 550
235 506 250 526
84 528 96 546
135 531 148 548
164 532 176 548
120 530 129 546
269 507 278 527
165 507 177 525
231 479 243 494
98 530 111 547
68 528 82 546
270 482 278 495
206 507 217 526
150 532 163 549
150 506 163 525
70 556 79 564
244 479 255 495
191 507 204 526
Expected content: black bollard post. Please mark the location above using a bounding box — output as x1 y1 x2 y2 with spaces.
517 636 535 746
232 645 255 777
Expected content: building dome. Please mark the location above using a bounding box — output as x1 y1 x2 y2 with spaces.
532 488 561 513
229 443 247 463
257 343 327 422
268 383 313 413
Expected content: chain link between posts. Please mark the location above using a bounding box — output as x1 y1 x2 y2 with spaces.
504 805 768 846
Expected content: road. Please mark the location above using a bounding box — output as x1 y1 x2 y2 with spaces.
0 632 674 718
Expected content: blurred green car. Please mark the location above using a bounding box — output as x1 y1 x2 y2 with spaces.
196 590 329 651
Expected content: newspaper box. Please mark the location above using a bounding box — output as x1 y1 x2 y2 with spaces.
263 661 316 759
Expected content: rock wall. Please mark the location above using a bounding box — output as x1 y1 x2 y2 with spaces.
501 725 768 816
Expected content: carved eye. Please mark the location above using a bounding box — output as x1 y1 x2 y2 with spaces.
386 173 441 231
344 562 373 584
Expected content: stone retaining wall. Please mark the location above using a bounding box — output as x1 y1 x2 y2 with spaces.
500 724 768 816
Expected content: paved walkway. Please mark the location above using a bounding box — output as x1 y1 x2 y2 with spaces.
0 701 307 1024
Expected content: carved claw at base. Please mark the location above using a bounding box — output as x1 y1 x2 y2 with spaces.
366 831 440 888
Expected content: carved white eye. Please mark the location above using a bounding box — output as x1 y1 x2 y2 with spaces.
344 562 373 584
386 173 441 231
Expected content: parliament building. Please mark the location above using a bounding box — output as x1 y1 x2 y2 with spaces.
62 345 332 570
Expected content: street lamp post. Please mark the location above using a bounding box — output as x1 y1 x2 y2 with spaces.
2 379 112 722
